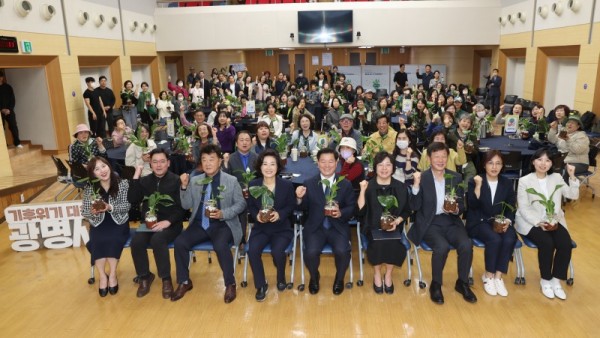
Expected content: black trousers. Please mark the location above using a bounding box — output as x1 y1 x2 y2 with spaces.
469 223 517 274
489 95 500 115
92 110 107 138
130 223 182 279
105 109 115 136
303 227 351 282
423 218 473 285
87 111 97 138
139 109 154 129
2 110 20 146
174 221 235 286
247 229 292 289
525 224 572 280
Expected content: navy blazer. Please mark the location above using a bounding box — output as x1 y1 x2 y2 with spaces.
248 177 295 239
224 151 258 184
298 174 356 238
465 175 515 233
408 169 464 245
486 75 502 97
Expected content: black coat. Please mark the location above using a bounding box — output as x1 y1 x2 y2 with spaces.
358 178 411 233
465 175 515 233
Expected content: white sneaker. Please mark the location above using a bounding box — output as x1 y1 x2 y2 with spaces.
16 144 23 148
482 274 497 296
494 278 508 297
551 278 567 300
540 279 555 299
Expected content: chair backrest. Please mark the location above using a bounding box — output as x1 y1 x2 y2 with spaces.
551 152 567 174
67 161 88 187
589 143 599 167
504 95 518 104
475 87 487 96
500 151 522 172
51 156 69 176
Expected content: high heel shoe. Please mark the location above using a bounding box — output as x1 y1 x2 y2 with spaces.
99 287 108 297
108 284 119 295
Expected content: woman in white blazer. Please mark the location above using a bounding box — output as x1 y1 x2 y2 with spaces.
515 148 579 300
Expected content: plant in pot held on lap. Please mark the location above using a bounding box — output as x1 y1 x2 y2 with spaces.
249 185 275 223
518 117 534 140
172 119 193 161
535 118 549 141
235 168 256 199
443 173 466 214
78 177 105 212
492 201 515 233
143 192 174 229
321 175 346 217
526 184 563 231
377 195 398 231
273 133 290 166
361 137 384 177
196 176 226 217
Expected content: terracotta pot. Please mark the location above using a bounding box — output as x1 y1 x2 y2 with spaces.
493 218 508 233
367 170 375 178
242 187 249 199
299 151 308 158
281 157 288 166
91 199 106 212
324 201 337 217
559 130 568 139
258 207 275 223
145 213 157 229
464 142 475 154
204 200 218 217
541 222 558 231
380 213 395 231
520 130 530 140
443 197 458 213
185 153 194 162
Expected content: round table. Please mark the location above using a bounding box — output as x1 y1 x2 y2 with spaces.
479 135 535 155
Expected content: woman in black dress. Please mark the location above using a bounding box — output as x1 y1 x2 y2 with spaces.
81 156 131 297
357 151 411 294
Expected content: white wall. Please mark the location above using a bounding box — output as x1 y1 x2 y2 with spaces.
131 65 152 91
4 68 56 150
165 63 178 82
154 1 501 51
505 57 525 97
479 57 492 88
0 0 65 35
499 1 535 35
544 57 578 109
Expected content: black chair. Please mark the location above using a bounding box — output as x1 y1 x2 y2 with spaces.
504 95 518 104
66 161 88 199
475 87 487 97
51 156 77 201
375 89 388 100
501 151 522 189
576 142 599 199
119 165 137 181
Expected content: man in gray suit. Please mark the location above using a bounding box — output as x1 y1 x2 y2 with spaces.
172 144 246 303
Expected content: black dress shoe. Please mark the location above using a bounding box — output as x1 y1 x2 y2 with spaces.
373 281 383 294
171 280 193 302
99 287 108 297
332 280 344 295
255 284 269 302
309 272 320 295
277 281 287 291
429 281 444 304
384 283 394 295
455 279 478 303
108 284 119 295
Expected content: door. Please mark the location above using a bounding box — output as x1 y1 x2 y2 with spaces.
278 54 290 77
349 52 361 66
294 54 305 80
365 52 377 65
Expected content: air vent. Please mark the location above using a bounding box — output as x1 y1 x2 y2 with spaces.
78 11 89 25
94 14 104 27
40 4 55 20
14 0 32 17
108 16 118 29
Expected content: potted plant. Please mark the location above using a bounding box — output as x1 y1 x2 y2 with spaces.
443 173 466 213
362 137 383 178
235 168 256 199
273 133 290 166
249 185 276 223
377 195 398 231
172 119 193 161
143 191 174 229
78 177 105 212
526 185 563 231
536 118 549 140
128 128 149 153
321 175 346 216
519 117 534 140
80 140 94 162
462 129 477 154
196 176 226 217
492 201 515 233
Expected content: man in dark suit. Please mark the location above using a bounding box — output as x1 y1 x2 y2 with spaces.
416 64 434 91
486 68 502 115
223 130 258 242
222 75 242 97
199 71 211 106
295 148 356 295
408 142 476 305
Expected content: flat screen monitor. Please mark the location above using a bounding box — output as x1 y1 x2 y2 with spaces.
297 10 353 44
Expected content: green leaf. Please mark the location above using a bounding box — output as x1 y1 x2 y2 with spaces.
377 195 399 212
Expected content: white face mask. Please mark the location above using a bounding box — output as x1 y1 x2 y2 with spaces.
476 111 486 118
462 89 468 95
177 82 184 87
340 149 353 160
396 140 409 149
178 96 184 102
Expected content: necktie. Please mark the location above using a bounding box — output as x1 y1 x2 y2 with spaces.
201 183 212 230
241 154 248 171
323 183 331 230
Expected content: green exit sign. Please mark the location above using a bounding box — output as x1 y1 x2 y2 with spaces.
265 49 274 57
21 41 32 54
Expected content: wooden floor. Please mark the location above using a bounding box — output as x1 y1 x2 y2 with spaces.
0 155 599 337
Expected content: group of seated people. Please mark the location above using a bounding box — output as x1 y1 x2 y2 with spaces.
75 66 587 306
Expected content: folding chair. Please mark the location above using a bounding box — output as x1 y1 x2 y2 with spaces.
471 237 525 285
188 240 240 274
239 221 299 289
51 155 77 201
412 239 474 288
295 211 355 291
356 220 413 287
504 95 518 104
518 235 577 286
576 142 599 199
119 165 137 181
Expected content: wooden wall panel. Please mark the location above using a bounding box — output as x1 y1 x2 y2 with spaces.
45 57 70 150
